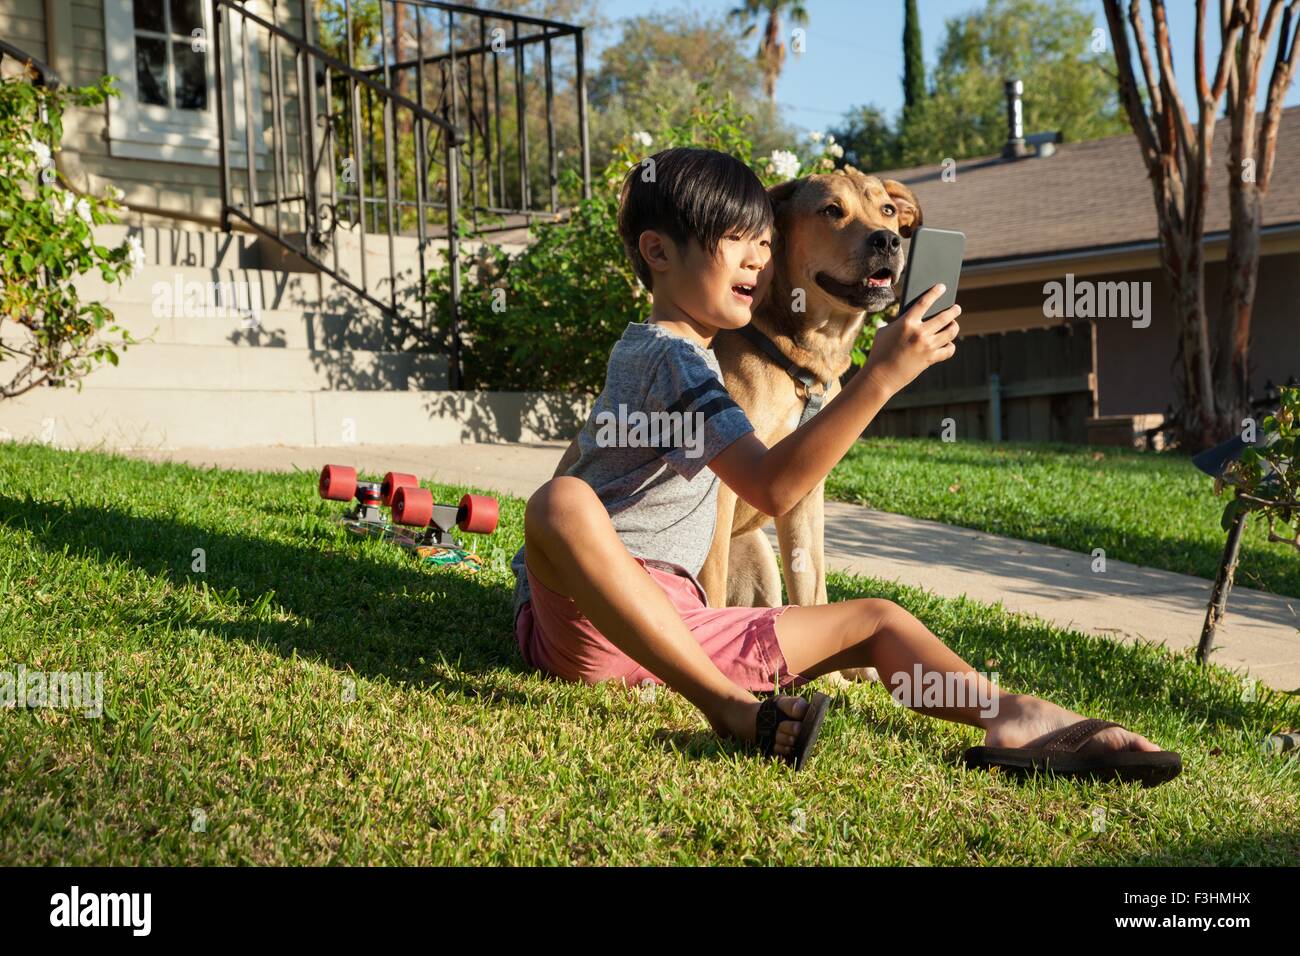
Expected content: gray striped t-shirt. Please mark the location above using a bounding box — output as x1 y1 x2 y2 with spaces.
511 320 755 624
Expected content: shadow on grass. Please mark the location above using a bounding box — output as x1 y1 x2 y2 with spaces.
0 493 541 707
0 491 1288 751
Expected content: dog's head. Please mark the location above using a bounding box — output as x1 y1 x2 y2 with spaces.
766 166 921 315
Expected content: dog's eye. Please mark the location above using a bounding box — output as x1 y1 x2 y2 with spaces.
882 204 896 217
821 204 844 219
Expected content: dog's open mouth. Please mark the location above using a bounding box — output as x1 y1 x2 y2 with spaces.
815 268 897 308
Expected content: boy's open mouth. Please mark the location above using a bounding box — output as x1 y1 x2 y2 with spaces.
731 283 756 302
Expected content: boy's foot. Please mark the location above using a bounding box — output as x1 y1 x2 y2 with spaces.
711 695 811 760
984 694 1165 755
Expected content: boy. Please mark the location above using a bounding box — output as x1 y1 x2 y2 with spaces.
510 147 1179 781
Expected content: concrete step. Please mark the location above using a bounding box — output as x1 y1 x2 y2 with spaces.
107 303 430 352
94 224 263 270
68 343 448 392
94 222 526 274
76 264 338 310
75 262 484 330
0 387 589 450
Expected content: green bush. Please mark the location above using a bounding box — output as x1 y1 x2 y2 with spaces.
1220 385 1300 551
0 72 138 398
428 82 850 394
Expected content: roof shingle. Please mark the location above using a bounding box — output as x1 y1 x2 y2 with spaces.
873 105 1300 263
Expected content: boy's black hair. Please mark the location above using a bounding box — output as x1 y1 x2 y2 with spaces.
617 147 774 292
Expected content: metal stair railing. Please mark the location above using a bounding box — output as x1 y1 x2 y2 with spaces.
213 0 591 389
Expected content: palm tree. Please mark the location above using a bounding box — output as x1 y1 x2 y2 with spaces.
729 0 810 104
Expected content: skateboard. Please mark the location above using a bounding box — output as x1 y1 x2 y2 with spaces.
318 464 499 572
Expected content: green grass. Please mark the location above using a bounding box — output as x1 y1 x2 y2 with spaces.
1 442 1297 865
829 438 1300 599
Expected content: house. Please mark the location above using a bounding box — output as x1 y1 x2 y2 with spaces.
868 99 1300 445
0 0 594 449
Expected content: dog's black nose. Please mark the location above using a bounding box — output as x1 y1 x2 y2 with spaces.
868 229 902 253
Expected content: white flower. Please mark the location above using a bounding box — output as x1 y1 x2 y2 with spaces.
769 149 800 180
632 130 652 148
105 184 125 202
807 130 824 143
124 234 146 273
75 197 93 224
826 134 836 145
829 143 844 159
28 139 51 167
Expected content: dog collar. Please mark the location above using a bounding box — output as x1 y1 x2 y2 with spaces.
731 324 828 427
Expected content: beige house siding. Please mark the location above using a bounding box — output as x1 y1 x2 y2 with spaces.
0 0 47 63
28 0 308 222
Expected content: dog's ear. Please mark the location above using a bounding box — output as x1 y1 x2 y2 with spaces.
767 177 804 216
883 179 921 237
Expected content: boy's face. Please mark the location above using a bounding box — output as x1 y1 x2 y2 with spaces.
644 227 773 340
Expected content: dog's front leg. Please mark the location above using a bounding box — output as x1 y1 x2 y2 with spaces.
699 481 739 608
774 480 827 607
776 483 878 686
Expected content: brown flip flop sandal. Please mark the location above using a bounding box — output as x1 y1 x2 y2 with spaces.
756 692 831 771
962 718 1182 788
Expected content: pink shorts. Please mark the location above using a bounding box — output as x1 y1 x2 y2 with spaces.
515 555 809 692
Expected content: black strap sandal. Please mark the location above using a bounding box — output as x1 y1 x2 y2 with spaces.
755 692 832 771
962 718 1182 788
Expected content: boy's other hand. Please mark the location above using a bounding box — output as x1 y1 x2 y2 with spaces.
863 284 960 397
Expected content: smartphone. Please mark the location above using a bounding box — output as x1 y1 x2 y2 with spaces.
898 226 966 320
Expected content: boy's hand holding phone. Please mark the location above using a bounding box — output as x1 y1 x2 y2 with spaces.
862 283 961 397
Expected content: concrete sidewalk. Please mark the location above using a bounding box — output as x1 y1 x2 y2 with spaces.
127 441 1300 692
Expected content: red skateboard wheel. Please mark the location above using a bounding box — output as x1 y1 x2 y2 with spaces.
381 471 420 507
319 464 357 501
392 486 433 527
458 494 499 534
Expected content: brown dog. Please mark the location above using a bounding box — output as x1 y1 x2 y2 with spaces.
699 168 921 662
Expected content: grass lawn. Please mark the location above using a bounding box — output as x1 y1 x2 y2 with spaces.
1 442 1296 865
829 438 1300 599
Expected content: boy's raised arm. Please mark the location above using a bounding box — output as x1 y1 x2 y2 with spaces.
710 284 960 518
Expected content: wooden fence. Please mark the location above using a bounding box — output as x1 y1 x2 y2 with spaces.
858 321 1098 443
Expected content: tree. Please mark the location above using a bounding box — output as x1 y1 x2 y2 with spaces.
1103 0 1299 448
587 11 800 166
898 0 1128 166
728 0 809 104
828 105 900 172
902 0 927 122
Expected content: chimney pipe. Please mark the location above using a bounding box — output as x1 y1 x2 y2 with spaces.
1003 78 1028 159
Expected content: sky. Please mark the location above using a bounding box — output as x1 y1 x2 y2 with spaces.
592 0 1300 137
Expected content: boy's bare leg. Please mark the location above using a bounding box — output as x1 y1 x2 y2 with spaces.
525 477 811 757
774 600 1167 755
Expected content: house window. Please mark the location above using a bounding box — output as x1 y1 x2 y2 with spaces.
132 0 210 112
104 0 266 167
